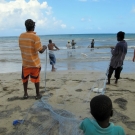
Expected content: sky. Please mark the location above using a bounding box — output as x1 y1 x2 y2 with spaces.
0 0 135 36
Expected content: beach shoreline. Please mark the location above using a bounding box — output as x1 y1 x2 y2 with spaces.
0 70 135 135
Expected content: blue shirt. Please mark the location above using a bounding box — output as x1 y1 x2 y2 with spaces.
80 118 126 135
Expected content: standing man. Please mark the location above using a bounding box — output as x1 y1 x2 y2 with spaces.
71 40 76 49
19 19 47 99
48 39 60 71
107 31 127 84
91 39 95 48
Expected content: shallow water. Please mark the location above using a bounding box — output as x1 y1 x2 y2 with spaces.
0 34 135 73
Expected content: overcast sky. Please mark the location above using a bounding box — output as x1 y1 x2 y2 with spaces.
0 0 135 36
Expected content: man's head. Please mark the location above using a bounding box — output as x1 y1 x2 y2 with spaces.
25 19 35 31
90 95 113 122
49 39 52 43
117 31 125 41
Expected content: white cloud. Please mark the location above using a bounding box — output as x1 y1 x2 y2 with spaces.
81 18 85 21
71 26 75 29
61 24 66 28
0 0 65 33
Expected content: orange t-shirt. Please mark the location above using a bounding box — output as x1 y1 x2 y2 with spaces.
19 32 43 68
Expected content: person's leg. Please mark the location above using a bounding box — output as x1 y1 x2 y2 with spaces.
49 54 56 71
35 82 42 99
107 66 114 84
30 67 42 99
114 66 122 84
52 64 55 71
35 82 39 95
22 67 29 99
23 81 28 97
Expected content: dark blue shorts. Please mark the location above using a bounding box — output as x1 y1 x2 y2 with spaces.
49 53 56 65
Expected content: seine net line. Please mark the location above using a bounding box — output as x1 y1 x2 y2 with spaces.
14 48 110 135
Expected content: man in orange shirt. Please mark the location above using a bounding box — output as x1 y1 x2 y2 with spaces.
19 19 47 99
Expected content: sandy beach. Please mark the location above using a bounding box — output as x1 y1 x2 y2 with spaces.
0 70 135 135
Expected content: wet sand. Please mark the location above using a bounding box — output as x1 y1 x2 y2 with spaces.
0 71 135 135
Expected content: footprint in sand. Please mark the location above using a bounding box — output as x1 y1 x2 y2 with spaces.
110 109 129 124
75 89 83 92
6 89 19 95
0 127 7 134
114 98 127 110
0 106 21 118
124 121 135 130
3 87 8 91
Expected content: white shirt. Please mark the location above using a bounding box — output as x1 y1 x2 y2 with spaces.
66 43 71 49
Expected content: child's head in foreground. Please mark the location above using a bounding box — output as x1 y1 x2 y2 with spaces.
90 95 113 122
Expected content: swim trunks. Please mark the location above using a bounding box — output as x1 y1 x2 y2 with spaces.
49 53 56 65
22 67 41 83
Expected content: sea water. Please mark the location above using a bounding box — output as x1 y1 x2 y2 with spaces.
0 34 135 73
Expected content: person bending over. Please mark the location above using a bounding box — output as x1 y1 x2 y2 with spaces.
48 39 60 71
80 95 126 135
19 19 47 100
107 31 127 84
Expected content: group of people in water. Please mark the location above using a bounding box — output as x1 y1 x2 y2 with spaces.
66 39 76 49
66 39 95 49
18 19 135 135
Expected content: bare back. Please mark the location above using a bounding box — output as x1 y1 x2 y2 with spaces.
48 43 55 50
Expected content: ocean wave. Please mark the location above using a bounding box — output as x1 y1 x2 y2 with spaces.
0 59 21 63
125 38 134 41
128 46 135 49
0 47 20 51
0 59 7 62
95 52 110 54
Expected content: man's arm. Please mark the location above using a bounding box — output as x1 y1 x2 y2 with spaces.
39 45 47 53
133 49 135 62
111 43 120 56
54 44 60 50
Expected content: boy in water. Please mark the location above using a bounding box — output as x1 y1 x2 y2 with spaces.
80 95 126 135
48 39 60 71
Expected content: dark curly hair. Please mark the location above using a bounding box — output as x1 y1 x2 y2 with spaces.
90 95 112 121
117 31 125 40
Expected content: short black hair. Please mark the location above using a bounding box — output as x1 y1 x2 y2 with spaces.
90 95 112 121
49 39 52 43
25 19 35 31
26 26 35 31
117 31 125 40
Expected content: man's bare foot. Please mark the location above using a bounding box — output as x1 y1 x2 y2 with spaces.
115 80 118 84
106 82 110 85
23 94 29 99
52 68 56 72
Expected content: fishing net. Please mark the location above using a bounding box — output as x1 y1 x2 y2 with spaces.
14 48 110 135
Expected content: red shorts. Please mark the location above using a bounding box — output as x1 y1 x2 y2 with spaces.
22 67 41 83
